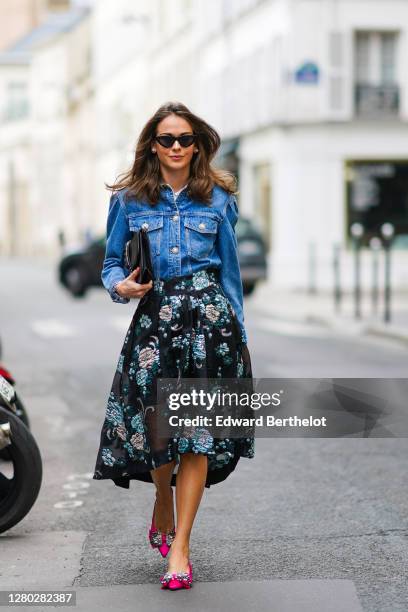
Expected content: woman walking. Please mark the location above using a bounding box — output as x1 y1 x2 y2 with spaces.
93 101 254 590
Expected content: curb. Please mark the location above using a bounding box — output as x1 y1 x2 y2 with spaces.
363 325 408 346
249 302 408 345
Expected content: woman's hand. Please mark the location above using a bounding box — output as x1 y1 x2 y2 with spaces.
115 267 153 299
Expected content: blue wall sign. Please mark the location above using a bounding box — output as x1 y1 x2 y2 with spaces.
294 62 319 84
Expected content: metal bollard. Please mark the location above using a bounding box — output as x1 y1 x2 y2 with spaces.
350 223 364 320
333 244 342 314
381 223 395 323
369 237 382 316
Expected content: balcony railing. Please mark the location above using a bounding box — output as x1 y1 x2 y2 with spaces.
355 84 399 118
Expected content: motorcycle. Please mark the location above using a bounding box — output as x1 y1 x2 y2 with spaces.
0 374 42 533
0 364 30 429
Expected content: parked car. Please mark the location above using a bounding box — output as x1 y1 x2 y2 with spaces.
58 217 267 298
58 237 106 297
236 217 267 295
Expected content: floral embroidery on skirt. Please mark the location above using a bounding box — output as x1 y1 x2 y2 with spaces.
93 268 255 489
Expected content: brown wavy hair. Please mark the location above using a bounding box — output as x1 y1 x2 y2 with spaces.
106 101 238 206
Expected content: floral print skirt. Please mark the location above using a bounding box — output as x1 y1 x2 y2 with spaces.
93 268 254 490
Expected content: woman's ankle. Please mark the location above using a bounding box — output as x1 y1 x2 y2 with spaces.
155 486 173 502
154 488 175 533
170 536 189 555
168 543 189 564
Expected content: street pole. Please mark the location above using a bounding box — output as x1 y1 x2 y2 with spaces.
308 241 317 295
380 223 395 324
369 237 381 317
333 243 341 314
384 243 391 322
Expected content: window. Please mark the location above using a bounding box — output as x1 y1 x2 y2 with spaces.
354 31 399 117
381 33 396 84
4 82 29 121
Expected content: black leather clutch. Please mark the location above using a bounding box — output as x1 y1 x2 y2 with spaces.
124 228 154 284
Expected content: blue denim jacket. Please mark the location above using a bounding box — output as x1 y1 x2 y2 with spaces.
101 183 248 344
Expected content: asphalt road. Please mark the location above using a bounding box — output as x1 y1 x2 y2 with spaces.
0 258 407 612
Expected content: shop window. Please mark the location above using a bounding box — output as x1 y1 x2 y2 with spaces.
346 160 408 247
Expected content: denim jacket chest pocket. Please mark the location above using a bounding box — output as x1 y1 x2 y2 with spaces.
183 215 219 260
127 213 163 256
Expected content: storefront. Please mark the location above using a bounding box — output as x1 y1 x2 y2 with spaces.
346 160 408 248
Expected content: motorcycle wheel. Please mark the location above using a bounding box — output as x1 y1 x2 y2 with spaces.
14 395 30 429
0 395 30 461
0 407 42 533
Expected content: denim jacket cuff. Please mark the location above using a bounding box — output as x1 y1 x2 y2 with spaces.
109 281 130 304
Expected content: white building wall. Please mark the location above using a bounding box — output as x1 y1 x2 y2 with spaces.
91 0 155 226
0 62 31 255
29 37 69 254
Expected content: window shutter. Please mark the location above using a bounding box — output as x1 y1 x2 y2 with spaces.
326 30 352 119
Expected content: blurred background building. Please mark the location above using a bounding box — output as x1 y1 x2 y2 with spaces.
0 0 407 291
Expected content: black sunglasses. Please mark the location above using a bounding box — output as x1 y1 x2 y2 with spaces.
154 133 197 148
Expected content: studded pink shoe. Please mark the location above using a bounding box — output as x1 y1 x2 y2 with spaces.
148 500 176 558
160 561 193 590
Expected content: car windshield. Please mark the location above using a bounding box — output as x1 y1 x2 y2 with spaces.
236 217 260 239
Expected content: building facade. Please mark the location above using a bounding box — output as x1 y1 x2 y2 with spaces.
1 0 407 292
192 0 408 290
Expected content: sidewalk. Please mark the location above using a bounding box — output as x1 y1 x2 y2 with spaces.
247 280 408 345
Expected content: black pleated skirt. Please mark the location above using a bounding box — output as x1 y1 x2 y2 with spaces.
92 268 254 489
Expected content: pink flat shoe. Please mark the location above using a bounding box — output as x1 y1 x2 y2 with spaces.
160 561 193 590
148 500 176 558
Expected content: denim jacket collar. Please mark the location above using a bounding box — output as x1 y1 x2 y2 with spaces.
160 181 189 203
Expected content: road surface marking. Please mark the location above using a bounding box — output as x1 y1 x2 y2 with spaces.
253 317 330 337
31 319 76 338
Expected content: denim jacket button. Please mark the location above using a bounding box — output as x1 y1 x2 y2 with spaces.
142 222 149 229
198 222 206 229
171 246 179 254
172 215 179 221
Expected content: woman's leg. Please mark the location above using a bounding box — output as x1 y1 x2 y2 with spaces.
150 460 176 532
167 453 208 573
